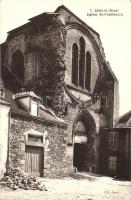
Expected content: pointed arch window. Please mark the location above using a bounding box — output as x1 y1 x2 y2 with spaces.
71 38 91 92
79 37 85 89
72 43 78 86
85 51 91 91
11 50 24 82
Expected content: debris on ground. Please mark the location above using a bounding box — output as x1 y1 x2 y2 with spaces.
0 168 47 191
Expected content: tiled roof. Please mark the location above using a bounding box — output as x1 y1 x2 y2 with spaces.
3 87 66 125
115 110 131 128
4 87 28 116
39 109 65 124
14 91 41 100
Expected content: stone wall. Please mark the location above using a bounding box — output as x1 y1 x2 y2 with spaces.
0 100 10 179
4 16 67 117
64 28 99 94
9 113 75 178
117 129 131 180
98 129 109 175
63 101 101 172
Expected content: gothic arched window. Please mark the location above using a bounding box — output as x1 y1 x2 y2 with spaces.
11 50 24 82
79 37 85 89
85 51 91 91
72 43 78 86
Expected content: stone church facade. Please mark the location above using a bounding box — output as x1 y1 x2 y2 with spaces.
1 5 119 178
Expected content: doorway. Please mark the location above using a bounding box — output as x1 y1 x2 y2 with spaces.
25 146 43 176
73 143 87 171
73 112 96 172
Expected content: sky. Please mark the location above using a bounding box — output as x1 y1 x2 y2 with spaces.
0 0 131 116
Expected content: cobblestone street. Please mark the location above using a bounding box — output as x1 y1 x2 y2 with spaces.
0 175 131 200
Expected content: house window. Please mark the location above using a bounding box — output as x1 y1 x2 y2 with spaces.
109 156 117 170
109 132 117 150
85 51 91 91
79 37 85 89
72 43 78 86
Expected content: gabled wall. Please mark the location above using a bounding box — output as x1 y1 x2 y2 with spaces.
65 28 99 94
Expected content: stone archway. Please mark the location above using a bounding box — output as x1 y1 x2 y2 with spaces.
73 110 96 172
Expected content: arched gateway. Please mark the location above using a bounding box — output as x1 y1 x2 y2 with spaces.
73 110 96 172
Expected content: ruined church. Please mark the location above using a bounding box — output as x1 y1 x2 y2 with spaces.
1 5 130 180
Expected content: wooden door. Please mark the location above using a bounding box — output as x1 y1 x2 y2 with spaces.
25 146 43 176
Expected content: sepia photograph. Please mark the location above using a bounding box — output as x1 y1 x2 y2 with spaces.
0 0 131 199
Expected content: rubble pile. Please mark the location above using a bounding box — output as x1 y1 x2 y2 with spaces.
0 168 47 191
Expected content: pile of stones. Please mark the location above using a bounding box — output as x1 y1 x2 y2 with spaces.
0 168 47 191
